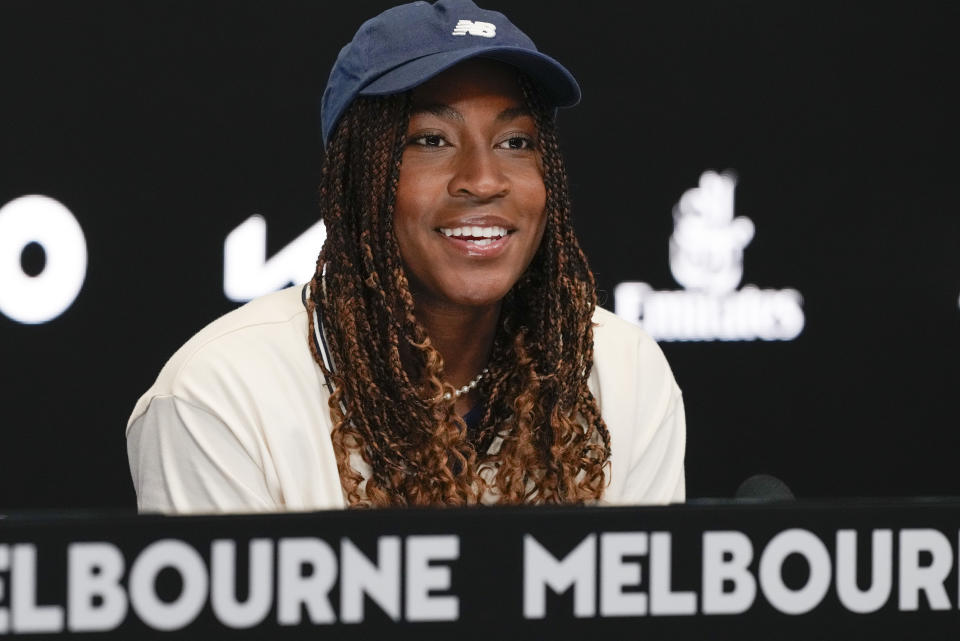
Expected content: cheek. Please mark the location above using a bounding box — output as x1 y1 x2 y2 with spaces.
392 212 422 278
392 176 425 258
393 157 442 229
524 177 548 254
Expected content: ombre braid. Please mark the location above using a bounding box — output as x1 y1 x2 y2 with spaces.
306 77 611 507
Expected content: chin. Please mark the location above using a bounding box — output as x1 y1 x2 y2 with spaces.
446 288 510 309
437 274 515 308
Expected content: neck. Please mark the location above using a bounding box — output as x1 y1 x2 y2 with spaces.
411 295 500 413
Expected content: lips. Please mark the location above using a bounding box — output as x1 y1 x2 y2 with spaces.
438 225 510 246
435 224 514 256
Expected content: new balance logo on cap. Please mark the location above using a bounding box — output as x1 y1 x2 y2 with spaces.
321 0 581 145
452 19 496 38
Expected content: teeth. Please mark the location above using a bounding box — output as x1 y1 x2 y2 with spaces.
439 225 509 239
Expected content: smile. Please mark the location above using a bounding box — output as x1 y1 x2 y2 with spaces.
437 225 510 247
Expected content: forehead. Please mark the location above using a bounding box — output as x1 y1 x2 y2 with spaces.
409 59 527 108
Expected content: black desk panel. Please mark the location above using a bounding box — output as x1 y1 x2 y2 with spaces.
1 500 957 639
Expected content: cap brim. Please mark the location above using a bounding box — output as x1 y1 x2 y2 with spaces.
358 46 581 107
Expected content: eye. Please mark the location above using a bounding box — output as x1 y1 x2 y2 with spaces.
496 135 535 150
409 133 449 147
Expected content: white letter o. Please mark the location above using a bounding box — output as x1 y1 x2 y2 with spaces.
129 540 208 631
759 529 831 615
0 195 87 324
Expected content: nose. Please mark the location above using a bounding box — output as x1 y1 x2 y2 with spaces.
447 141 510 201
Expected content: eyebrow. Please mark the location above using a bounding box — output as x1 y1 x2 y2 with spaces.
494 106 532 122
412 103 464 122
409 103 533 123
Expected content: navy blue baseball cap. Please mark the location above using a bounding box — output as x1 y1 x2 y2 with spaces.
320 0 581 145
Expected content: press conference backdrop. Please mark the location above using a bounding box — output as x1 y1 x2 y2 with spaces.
1 1 957 510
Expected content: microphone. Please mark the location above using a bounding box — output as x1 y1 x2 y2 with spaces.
734 474 795 503
684 474 796 505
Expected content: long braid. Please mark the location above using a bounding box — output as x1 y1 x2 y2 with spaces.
307 75 610 507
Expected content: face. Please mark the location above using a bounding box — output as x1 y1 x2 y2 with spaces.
393 59 547 311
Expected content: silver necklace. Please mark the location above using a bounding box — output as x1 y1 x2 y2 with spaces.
442 367 489 401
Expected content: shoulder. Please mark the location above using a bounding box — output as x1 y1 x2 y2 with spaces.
126 285 343 513
592 304 651 349
590 305 676 393
127 286 313 428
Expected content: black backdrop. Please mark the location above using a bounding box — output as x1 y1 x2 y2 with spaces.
1 1 957 511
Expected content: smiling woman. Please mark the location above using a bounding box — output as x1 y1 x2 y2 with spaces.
126 0 686 512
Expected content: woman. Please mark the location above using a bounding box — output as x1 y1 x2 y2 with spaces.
127 0 686 512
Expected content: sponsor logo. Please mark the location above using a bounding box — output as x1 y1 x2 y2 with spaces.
0 195 87 324
223 215 326 302
451 19 496 38
615 170 805 341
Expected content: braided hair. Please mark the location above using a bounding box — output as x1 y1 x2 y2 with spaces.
306 74 610 506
